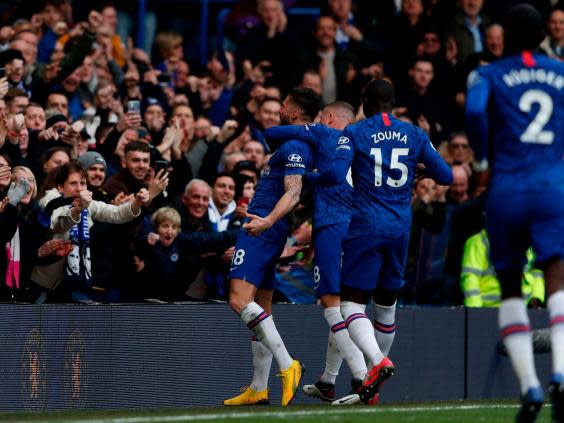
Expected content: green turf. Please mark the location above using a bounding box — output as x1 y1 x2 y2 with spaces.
0 401 554 423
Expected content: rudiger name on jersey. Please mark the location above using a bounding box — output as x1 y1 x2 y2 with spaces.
503 67 564 90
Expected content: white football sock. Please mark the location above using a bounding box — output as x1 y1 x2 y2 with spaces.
547 290 564 377
324 306 367 380
341 301 384 368
241 302 293 371
499 298 540 395
250 336 273 392
320 330 341 384
373 302 396 356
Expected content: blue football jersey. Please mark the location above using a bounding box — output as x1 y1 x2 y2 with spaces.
248 140 313 242
336 113 452 238
265 124 353 229
466 52 564 186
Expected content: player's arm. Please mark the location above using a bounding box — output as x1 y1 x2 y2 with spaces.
264 125 315 146
418 132 453 186
305 129 354 186
244 174 303 236
465 69 491 191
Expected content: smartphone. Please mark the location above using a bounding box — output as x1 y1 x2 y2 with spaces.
0 68 5 79
127 100 141 114
154 160 169 174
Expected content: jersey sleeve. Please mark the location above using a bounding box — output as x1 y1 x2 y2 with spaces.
306 128 354 186
465 68 491 171
417 129 453 185
264 124 316 147
282 141 311 177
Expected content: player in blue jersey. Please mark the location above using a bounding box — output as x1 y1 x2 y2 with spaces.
224 88 321 407
465 5 564 422
311 79 452 404
265 102 369 405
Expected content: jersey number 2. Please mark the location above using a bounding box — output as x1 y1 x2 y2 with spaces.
519 89 554 145
370 148 409 187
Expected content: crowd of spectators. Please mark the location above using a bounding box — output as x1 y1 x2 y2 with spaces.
0 0 560 305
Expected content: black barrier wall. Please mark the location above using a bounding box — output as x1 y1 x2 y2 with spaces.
0 304 551 411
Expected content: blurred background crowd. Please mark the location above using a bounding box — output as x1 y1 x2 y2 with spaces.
0 0 559 305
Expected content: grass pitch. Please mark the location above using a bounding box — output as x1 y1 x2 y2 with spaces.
0 401 554 423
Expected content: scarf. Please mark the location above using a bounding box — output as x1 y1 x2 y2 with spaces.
5 226 21 289
65 208 91 286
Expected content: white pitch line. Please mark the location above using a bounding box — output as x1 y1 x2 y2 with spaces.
9 403 524 423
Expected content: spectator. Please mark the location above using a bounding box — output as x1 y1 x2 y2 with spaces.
242 140 266 172
445 132 473 170
24 103 46 131
100 141 168 301
205 172 239 299
37 146 71 189
136 206 237 301
5 88 29 114
299 69 322 96
303 16 357 105
461 229 545 308
77 151 108 200
1 166 59 303
386 0 429 82
446 0 491 65
0 49 26 92
155 31 184 75
100 5 127 69
237 0 301 94
395 56 450 143
540 6 564 60
41 161 149 302
46 92 70 118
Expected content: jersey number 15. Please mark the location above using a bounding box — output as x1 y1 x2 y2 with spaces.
370 147 409 188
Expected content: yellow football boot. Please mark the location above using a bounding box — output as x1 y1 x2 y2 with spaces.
223 386 270 406
278 359 304 406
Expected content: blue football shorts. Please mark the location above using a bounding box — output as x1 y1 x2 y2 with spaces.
486 185 564 271
227 230 285 290
313 223 349 297
340 233 408 292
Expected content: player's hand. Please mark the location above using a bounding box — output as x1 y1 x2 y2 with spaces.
243 213 273 236
414 163 427 182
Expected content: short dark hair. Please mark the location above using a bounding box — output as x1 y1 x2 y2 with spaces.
362 79 395 117
409 55 434 70
55 161 87 188
212 171 235 187
124 141 151 156
5 87 27 103
286 87 321 122
503 4 544 54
